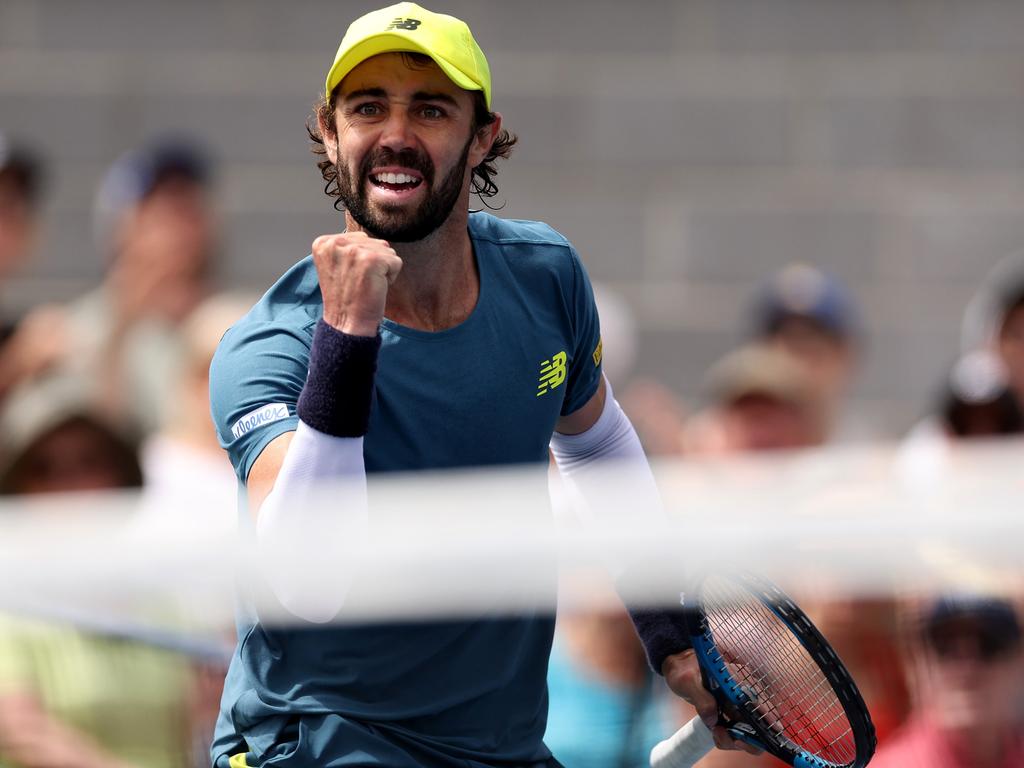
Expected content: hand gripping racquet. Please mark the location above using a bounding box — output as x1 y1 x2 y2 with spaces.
650 572 876 768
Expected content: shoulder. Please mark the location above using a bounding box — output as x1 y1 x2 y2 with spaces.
469 212 586 286
233 256 322 332
209 258 320 441
213 257 321 365
469 211 574 251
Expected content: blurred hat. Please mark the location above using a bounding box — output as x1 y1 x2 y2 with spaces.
924 594 1021 657
94 138 211 246
0 134 44 205
753 264 861 341
324 2 492 107
705 344 811 407
0 375 141 492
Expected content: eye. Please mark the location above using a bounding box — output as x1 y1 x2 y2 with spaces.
354 102 383 117
420 105 446 119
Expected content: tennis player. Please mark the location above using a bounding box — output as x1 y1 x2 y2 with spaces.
209 4 744 766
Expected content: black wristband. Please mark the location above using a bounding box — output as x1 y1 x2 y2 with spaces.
627 607 692 675
297 319 382 437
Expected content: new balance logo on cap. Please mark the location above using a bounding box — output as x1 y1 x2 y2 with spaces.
231 403 290 440
387 17 421 30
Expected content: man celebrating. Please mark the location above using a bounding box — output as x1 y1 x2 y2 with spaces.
210 4 737 766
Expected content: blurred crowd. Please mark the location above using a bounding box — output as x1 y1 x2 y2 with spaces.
0 131 1021 768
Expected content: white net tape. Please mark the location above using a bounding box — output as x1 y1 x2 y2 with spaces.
0 440 1020 652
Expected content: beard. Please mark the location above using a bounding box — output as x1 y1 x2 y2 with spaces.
336 136 472 243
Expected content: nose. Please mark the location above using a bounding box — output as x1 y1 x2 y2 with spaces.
378 110 415 153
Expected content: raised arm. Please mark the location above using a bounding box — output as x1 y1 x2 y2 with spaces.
223 232 402 622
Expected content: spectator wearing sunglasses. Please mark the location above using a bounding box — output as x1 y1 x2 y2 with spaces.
872 595 1024 768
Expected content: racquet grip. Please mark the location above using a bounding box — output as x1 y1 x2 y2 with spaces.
650 716 716 768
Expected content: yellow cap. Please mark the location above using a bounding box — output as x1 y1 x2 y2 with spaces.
324 3 492 108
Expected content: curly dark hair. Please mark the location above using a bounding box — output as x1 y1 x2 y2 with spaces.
306 53 516 210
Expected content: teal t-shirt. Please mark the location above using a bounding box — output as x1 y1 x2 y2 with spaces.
209 213 603 768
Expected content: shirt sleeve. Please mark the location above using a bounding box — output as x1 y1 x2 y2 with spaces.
560 246 603 417
209 318 313 483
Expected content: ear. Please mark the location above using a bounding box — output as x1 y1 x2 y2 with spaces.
468 111 502 169
318 108 340 166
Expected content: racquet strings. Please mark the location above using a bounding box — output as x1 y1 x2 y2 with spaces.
701 575 856 767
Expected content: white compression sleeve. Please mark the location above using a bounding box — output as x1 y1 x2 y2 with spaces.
550 379 691 672
549 377 664 528
255 420 368 623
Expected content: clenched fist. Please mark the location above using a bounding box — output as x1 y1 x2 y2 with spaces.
311 232 404 337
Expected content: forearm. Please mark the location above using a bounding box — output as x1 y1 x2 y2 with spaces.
255 319 380 623
550 379 691 672
255 422 367 623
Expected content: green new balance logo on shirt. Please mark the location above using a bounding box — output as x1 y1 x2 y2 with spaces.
537 351 567 396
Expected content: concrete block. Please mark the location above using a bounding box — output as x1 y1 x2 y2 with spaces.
705 0 924 53
580 95 794 166
681 208 881 281
822 96 1024 170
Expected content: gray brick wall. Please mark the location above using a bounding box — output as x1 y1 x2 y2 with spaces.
3 0 1024 436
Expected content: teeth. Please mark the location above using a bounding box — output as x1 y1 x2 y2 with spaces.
374 173 418 185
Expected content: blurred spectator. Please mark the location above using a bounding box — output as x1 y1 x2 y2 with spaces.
0 375 198 768
993 284 1024 407
0 135 43 295
138 292 252 534
0 375 140 495
591 284 690 456
750 264 862 442
0 138 217 432
619 377 689 456
684 343 823 455
872 595 1024 767
0 136 49 395
682 342 909 764
939 352 1023 439
899 351 1024 490
961 255 1024 405
545 602 677 768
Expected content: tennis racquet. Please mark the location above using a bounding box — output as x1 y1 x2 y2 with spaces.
650 571 876 768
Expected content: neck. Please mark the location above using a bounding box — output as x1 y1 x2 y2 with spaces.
345 201 479 332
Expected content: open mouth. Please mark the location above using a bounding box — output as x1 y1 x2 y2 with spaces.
369 172 423 192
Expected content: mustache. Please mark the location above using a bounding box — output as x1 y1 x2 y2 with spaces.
359 148 434 183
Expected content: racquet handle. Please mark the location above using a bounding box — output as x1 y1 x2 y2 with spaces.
650 716 715 768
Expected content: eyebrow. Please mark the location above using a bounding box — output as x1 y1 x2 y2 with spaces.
341 88 460 108
342 88 388 103
411 91 459 108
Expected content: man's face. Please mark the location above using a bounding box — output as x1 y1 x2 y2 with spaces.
326 53 482 242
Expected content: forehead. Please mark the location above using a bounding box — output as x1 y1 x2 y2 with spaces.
338 52 471 104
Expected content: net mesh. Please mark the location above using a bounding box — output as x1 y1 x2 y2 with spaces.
702 574 856 767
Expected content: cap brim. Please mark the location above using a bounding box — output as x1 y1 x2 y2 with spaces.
325 32 482 102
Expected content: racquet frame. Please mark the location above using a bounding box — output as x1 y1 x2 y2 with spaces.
682 572 876 768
